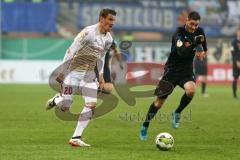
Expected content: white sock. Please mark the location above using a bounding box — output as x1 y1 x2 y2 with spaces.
72 107 92 138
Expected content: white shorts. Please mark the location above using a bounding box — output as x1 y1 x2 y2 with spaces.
61 71 98 104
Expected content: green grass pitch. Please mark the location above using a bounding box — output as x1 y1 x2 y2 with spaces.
0 84 240 160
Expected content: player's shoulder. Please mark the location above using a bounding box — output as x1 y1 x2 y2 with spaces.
196 27 205 34
75 27 91 41
85 24 98 32
106 32 113 42
75 24 98 41
175 26 185 34
82 24 98 36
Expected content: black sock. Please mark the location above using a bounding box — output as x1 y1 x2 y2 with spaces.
143 103 159 128
175 93 193 114
232 80 237 98
201 82 206 94
72 136 81 139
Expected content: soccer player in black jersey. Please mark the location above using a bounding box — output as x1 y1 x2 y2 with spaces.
140 11 207 140
230 28 240 99
97 41 124 94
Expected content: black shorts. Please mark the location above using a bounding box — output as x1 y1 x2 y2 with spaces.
154 71 196 99
233 65 240 78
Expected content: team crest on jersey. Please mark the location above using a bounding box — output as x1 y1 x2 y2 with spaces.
78 29 88 40
177 40 183 47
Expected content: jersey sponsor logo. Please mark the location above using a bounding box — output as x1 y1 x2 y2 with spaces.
176 40 183 47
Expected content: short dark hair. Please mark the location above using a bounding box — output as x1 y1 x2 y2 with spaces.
99 8 117 18
188 11 201 21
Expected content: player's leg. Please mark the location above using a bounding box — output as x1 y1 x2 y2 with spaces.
195 62 208 97
46 93 60 110
201 75 207 96
46 72 78 111
101 62 114 93
232 68 239 99
69 81 98 147
111 71 117 82
101 82 114 93
198 75 208 97
140 96 167 140
173 80 196 129
140 79 175 140
232 78 238 98
200 63 208 97
69 102 94 147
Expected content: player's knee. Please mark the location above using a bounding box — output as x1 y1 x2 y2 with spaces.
103 83 114 93
59 99 72 112
60 106 70 112
186 90 195 97
154 97 165 108
85 102 97 109
184 82 196 97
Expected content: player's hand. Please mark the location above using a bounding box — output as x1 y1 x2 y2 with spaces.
56 73 65 83
196 51 206 61
194 35 204 45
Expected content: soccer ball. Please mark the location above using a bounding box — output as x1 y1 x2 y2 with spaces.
155 132 174 151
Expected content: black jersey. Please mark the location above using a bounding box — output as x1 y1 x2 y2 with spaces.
231 38 240 63
231 38 240 78
165 26 207 73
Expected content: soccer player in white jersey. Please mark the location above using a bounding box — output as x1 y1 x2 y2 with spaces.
46 8 116 147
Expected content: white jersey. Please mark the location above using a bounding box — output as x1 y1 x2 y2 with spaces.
63 24 113 74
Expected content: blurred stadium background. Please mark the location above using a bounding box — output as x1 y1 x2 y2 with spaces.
1 1 240 160
1 0 239 84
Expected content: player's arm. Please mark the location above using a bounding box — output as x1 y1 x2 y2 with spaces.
98 54 106 89
98 39 113 88
196 29 208 60
56 29 90 83
195 44 207 61
114 47 124 69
